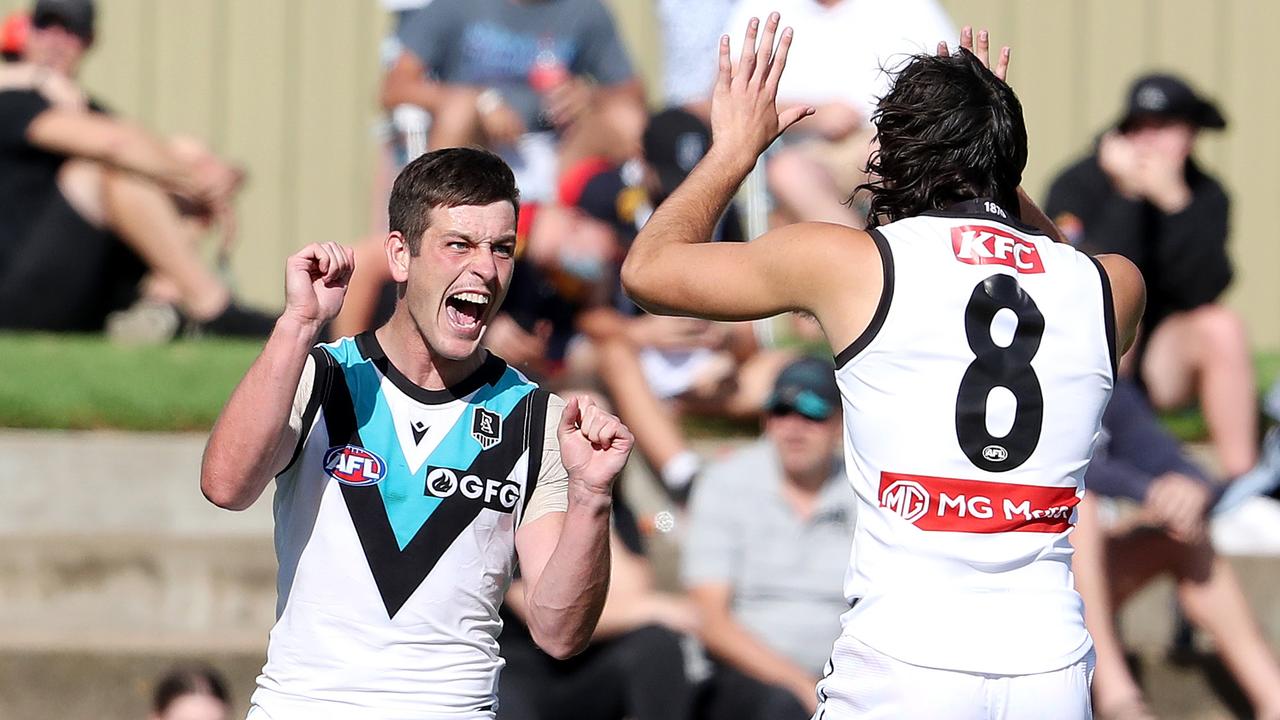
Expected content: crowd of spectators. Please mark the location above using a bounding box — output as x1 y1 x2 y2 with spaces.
3 0 1280 717
0 0 273 338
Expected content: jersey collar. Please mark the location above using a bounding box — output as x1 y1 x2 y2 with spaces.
355 331 507 405
920 197 1048 237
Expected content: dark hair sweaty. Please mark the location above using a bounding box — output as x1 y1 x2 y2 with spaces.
855 48 1027 228
388 146 521 255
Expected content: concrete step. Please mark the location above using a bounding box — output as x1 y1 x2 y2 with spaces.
0 650 262 720
0 535 276 653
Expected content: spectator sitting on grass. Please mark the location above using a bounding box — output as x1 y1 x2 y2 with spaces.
1072 379 1280 720
0 0 274 337
1046 73 1260 481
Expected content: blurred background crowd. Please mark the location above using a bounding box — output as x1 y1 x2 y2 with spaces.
1 0 1279 718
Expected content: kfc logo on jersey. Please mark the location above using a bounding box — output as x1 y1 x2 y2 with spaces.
425 466 520 512
472 408 502 450
951 225 1045 274
878 471 1077 533
324 445 386 486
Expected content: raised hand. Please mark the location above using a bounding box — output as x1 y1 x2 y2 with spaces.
937 25 1010 82
709 12 813 167
557 395 635 498
283 241 355 329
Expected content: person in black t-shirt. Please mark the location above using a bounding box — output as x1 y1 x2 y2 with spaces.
0 0 271 335
1045 73 1260 480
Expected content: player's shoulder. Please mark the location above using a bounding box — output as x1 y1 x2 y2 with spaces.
1092 253 1145 301
767 221 880 267
315 334 366 368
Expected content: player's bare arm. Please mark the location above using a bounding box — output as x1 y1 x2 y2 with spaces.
201 242 354 510
621 14 883 352
512 395 634 659
1096 252 1145 362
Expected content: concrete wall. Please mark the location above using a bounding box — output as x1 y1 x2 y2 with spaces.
2 430 1279 717
0 0 1274 347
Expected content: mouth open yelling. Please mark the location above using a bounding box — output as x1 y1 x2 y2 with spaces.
445 290 490 335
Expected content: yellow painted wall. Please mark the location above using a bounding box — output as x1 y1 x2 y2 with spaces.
2 1 1276 348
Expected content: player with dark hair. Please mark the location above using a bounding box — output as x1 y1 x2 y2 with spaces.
202 146 633 719
623 17 1145 719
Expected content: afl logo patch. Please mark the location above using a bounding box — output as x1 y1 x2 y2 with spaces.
323 445 386 486
982 445 1009 463
472 407 502 450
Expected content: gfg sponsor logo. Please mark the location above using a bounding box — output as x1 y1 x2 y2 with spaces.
425 466 519 512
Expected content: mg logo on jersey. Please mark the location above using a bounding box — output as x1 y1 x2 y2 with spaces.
881 479 930 523
472 408 502 450
951 225 1045 274
324 445 386 486
879 471 1078 533
425 466 519 512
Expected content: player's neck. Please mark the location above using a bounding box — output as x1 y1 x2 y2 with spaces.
376 315 485 392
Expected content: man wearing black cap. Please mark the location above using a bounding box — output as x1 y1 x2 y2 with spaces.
0 0 272 335
683 356 854 720
1046 73 1261 482
27 0 92 74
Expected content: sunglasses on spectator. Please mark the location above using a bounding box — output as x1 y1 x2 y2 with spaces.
767 396 832 422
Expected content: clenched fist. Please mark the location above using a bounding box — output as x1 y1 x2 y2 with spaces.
557 395 635 498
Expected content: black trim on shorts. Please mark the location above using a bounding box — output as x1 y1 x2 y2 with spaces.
279 346 336 476
1088 255 1119 380
834 228 895 368
355 330 506 404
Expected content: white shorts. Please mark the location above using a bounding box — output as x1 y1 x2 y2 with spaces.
813 635 1095 720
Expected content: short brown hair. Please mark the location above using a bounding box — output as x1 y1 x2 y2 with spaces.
388 147 520 254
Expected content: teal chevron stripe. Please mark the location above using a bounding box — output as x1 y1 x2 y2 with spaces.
328 344 538 551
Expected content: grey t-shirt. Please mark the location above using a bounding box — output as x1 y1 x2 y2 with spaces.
399 0 635 132
682 440 857 676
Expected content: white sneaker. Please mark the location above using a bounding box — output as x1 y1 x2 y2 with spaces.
1214 427 1280 515
1211 495 1280 556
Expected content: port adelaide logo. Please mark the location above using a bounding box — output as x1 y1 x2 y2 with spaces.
323 445 386 486
472 407 502 450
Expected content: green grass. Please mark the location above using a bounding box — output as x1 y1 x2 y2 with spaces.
0 333 262 431
0 332 1276 435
